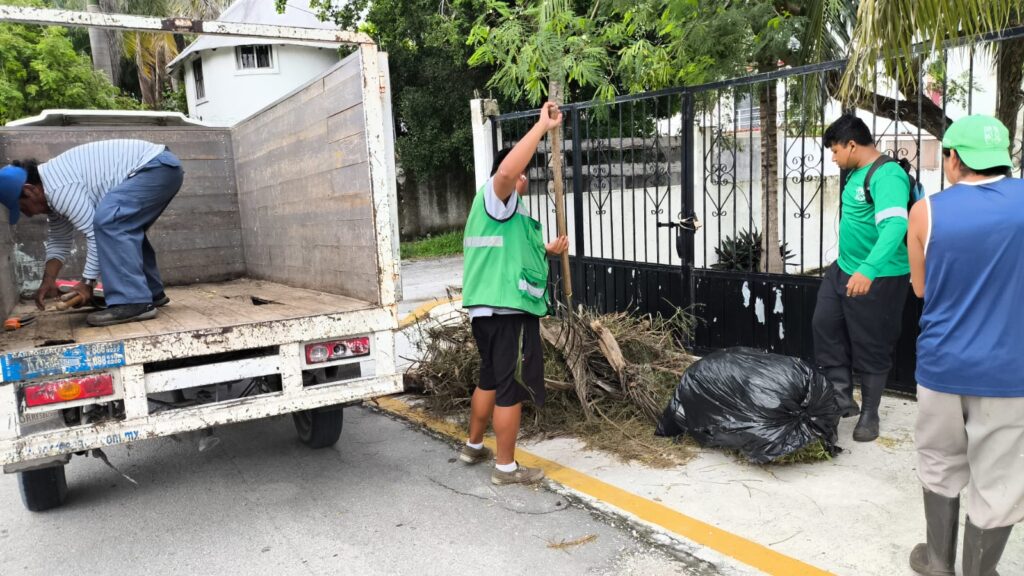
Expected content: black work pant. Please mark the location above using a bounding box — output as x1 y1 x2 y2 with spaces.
812 262 909 375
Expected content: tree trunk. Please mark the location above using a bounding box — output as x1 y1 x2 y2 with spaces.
758 81 783 274
547 79 573 309
135 36 158 108
996 37 1024 144
98 0 122 88
154 41 171 108
86 2 116 82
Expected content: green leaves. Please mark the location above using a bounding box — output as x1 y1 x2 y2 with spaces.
0 18 122 125
841 0 1024 99
467 0 615 105
301 0 498 178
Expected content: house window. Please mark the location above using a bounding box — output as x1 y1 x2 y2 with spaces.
192 58 205 100
736 94 760 130
236 45 274 70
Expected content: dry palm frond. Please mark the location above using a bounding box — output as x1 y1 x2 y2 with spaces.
405 305 699 467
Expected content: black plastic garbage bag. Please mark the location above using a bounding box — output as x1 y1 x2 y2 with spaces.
655 347 841 464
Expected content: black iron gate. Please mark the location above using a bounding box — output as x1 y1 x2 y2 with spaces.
491 29 1024 394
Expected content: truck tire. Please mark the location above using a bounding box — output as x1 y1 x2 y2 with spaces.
293 407 344 448
18 465 68 512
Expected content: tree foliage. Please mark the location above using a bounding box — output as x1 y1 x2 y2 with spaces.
841 0 1024 140
0 2 131 125
296 0 497 178
843 0 1023 95
467 0 616 105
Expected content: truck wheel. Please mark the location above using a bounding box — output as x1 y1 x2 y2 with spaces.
293 407 344 448
18 465 68 512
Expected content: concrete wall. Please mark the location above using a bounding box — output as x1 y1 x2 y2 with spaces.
398 169 475 240
185 44 341 127
0 127 243 295
231 53 381 304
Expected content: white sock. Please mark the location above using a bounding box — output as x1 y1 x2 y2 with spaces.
466 441 483 450
495 461 518 473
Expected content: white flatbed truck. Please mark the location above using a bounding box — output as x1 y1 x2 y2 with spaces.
0 6 402 511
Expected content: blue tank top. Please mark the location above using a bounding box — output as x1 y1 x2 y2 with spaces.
916 177 1024 397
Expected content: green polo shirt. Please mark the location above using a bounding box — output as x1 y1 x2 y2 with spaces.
837 161 910 279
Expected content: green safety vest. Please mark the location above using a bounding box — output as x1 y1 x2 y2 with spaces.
462 184 549 316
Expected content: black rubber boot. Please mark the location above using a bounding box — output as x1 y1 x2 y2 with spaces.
87 303 157 327
822 366 859 417
962 519 1012 576
909 489 959 576
853 372 886 442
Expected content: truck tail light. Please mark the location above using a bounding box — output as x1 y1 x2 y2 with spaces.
23 374 115 408
305 337 371 364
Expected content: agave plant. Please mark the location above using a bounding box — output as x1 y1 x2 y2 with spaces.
711 229 795 272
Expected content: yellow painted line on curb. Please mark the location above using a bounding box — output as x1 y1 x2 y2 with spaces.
398 297 460 330
374 396 835 576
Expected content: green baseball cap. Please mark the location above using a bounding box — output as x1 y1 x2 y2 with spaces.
942 115 1013 170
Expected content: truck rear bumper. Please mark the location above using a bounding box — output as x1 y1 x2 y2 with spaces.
0 372 401 467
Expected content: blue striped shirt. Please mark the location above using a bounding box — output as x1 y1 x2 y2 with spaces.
39 140 165 279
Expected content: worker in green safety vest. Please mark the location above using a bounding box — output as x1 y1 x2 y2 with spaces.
458 101 569 486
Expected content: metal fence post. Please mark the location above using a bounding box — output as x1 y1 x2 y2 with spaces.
680 91 696 314
571 107 586 300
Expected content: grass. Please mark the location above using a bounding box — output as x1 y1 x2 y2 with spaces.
769 440 834 465
400 231 463 261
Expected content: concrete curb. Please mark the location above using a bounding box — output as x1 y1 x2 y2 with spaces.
398 297 462 330
371 395 835 576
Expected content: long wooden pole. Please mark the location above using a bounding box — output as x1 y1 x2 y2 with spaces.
547 80 573 313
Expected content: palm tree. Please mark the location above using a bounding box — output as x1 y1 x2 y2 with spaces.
841 0 1024 139
74 0 230 107
123 29 178 106
85 0 116 81
758 1 1024 266
752 1 858 273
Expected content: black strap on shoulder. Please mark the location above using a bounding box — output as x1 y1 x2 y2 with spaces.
863 154 896 205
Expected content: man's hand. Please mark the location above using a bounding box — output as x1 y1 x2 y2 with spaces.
546 236 569 256
34 276 58 310
846 272 873 297
536 102 563 132
69 282 94 308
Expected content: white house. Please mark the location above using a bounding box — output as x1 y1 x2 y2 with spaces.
168 0 343 126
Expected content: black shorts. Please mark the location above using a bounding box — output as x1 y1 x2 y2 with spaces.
471 314 546 408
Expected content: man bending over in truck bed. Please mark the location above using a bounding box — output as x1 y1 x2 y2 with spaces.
0 139 184 327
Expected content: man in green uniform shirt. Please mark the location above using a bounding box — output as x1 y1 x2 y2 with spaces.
815 113 911 442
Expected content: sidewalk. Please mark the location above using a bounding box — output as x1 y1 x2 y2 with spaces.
393 257 1024 576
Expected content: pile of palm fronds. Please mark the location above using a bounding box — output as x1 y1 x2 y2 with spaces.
404 306 699 466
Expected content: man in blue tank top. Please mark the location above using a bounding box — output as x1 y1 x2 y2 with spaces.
906 115 1024 576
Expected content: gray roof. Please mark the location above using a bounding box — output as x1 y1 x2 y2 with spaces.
168 0 342 70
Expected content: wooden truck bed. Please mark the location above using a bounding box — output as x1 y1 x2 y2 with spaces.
0 278 375 354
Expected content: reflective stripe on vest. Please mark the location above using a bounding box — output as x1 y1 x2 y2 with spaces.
464 236 504 248
518 278 545 298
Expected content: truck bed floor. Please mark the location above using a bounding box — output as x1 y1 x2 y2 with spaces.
1 278 375 353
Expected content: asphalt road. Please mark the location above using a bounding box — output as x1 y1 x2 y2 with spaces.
0 258 720 576
0 408 713 575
